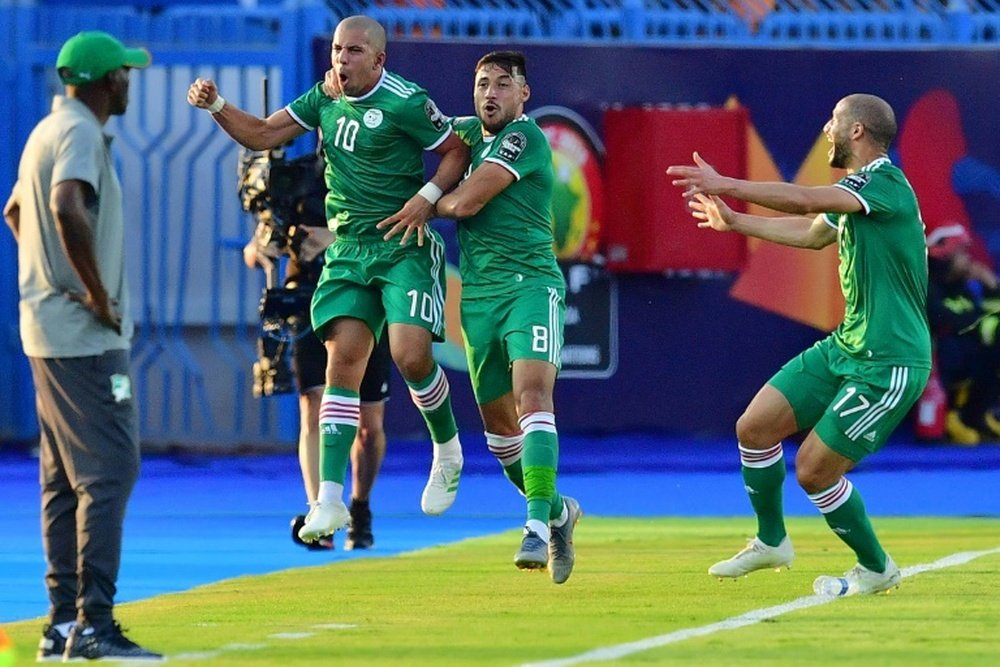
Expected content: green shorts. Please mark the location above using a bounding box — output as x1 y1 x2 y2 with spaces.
461 286 565 405
768 336 930 462
311 234 447 342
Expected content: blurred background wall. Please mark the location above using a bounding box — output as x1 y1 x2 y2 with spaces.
2 0 998 449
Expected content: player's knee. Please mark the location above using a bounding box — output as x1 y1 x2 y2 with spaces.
795 463 832 494
391 349 433 381
515 387 551 415
735 412 769 448
357 423 385 448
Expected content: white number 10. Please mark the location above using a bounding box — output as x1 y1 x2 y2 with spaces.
407 290 434 323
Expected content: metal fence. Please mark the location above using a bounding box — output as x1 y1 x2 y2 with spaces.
1 1 336 446
325 0 1000 45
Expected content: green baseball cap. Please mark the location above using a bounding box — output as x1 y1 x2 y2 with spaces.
56 31 151 85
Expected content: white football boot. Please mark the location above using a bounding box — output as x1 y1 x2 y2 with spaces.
420 455 463 515
298 499 350 543
813 555 901 596
709 536 794 577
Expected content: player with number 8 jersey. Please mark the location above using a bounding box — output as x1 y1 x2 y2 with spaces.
432 52 581 584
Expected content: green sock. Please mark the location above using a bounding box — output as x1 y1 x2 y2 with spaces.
486 431 563 521
319 387 359 485
809 478 887 572
520 413 559 525
406 364 458 444
504 459 565 522
739 442 787 547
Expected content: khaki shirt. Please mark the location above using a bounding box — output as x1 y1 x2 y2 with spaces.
13 95 132 358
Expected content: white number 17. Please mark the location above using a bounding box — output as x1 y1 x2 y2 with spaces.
831 386 870 417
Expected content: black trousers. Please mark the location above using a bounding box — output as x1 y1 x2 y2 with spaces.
29 350 139 630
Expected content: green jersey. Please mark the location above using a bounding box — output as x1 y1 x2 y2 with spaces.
451 115 564 298
286 70 451 241
824 157 931 368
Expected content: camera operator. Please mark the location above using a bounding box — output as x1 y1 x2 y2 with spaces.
243 156 390 552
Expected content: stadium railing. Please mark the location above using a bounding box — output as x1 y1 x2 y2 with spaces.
322 0 999 45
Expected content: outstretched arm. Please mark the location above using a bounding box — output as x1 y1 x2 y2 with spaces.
689 193 838 250
377 132 471 246
667 151 863 216
187 77 306 151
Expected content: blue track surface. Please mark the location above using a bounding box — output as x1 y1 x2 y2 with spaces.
2 434 999 623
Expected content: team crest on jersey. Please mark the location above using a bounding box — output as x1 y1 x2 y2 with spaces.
497 132 527 162
424 99 447 131
363 108 383 128
842 172 871 191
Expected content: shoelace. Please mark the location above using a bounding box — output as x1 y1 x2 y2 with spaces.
734 539 764 558
429 462 459 483
551 532 570 558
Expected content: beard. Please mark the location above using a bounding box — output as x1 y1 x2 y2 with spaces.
829 138 851 169
480 113 512 135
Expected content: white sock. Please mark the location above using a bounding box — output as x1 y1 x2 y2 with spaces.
433 434 462 462
318 481 344 505
550 502 569 527
526 519 550 543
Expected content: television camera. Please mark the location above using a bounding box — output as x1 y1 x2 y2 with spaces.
238 145 327 397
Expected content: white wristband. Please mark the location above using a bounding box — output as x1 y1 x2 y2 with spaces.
206 96 226 114
416 182 443 205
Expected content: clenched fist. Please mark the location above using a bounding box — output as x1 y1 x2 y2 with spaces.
187 77 219 109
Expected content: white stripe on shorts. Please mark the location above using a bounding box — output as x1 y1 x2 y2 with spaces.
547 287 561 366
428 235 446 338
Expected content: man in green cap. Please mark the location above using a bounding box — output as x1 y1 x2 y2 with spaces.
3 31 162 662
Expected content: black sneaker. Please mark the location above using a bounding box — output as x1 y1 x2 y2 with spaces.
36 623 69 662
345 500 374 550
63 621 163 661
290 513 334 551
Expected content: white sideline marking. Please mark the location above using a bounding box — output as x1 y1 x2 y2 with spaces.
521 547 1000 667
172 624 356 661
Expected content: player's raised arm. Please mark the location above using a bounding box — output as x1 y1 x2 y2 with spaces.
687 193 837 250
667 151 863 216
187 77 306 151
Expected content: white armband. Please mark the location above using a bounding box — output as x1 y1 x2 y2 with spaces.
416 182 443 205
206 96 226 114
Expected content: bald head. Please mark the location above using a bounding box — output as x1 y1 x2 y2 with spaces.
331 15 388 96
337 15 386 54
841 93 897 152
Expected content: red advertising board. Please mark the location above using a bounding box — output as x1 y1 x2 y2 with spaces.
604 106 749 272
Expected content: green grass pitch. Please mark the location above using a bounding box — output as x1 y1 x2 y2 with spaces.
2 517 998 666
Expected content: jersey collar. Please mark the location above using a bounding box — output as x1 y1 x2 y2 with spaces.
344 69 387 103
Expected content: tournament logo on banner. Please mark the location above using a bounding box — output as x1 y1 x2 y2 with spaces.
532 106 604 262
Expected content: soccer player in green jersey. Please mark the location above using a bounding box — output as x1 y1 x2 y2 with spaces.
186 15 469 541
391 51 581 583
668 94 930 596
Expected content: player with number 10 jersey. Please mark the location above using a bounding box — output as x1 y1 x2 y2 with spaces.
287 70 453 340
